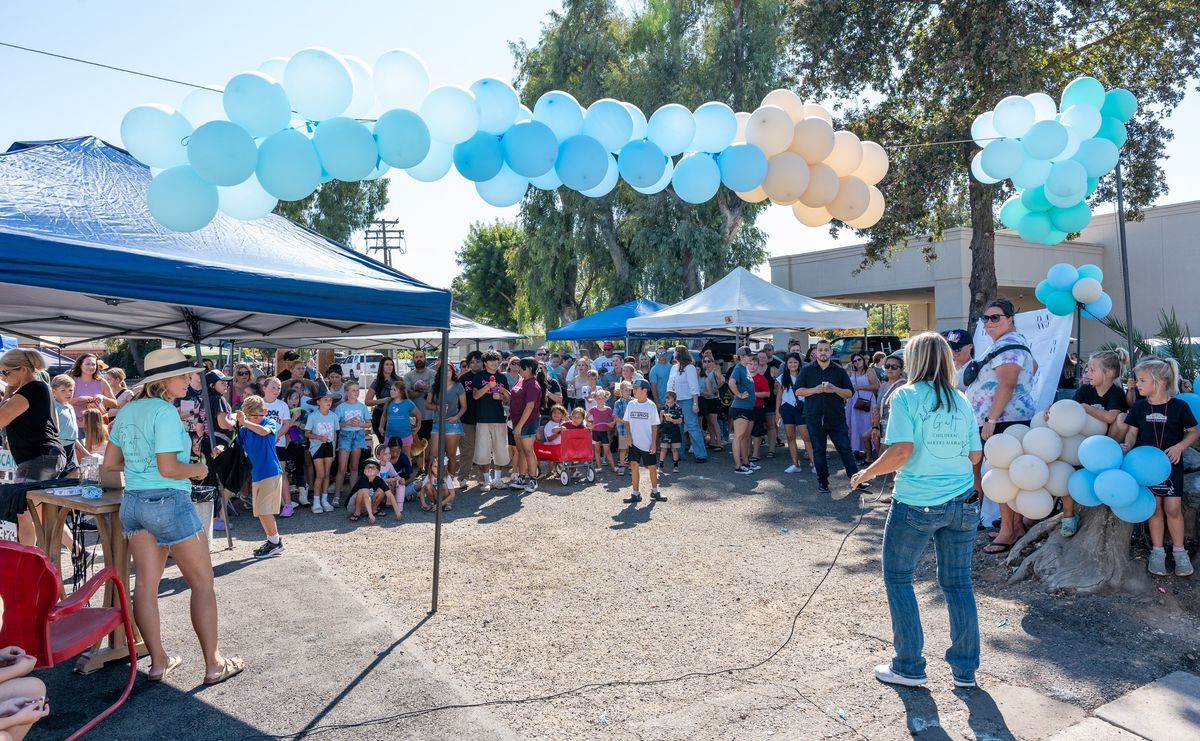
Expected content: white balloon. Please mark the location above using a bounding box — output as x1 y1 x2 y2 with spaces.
803 104 833 125
761 152 810 204
843 185 885 229
420 85 480 144
982 468 1019 504
1014 488 1055 518
789 118 836 164
852 141 889 185
1004 423 1031 443
792 201 832 227
736 185 769 203
1045 460 1075 497
823 130 863 176
1081 413 1109 438
1009 454 1050 490
180 87 228 127
971 111 1000 146
1059 434 1086 466
733 112 751 144
983 433 1022 469
745 106 794 157
1048 399 1087 437
375 49 430 111
258 57 288 82
762 89 806 124
1030 409 1049 429
1022 426 1064 463
1026 92 1058 121
217 173 277 220
1072 277 1103 304
342 55 377 119
798 163 839 207
826 175 870 222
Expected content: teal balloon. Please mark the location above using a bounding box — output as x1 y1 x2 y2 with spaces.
671 153 720 204
470 78 520 135
187 120 257 186
1061 76 1106 110
148 165 219 232
555 135 609 191
1011 157 1050 190
1046 184 1086 209
1086 176 1100 197
218 173 277 220
1018 212 1052 243
1077 264 1103 282
121 104 192 168
646 104 696 157
1096 116 1128 148
1072 137 1119 178
534 90 584 141
1079 434 1124 473
1049 201 1092 233
1040 229 1068 246
530 167 562 190
475 164 529 207
1034 279 1055 305
970 152 1000 184
256 129 321 201
284 47 353 121
1178 393 1200 424
618 139 668 188
1021 120 1068 160
1101 88 1138 123
1094 469 1138 508
1112 489 1156 523
313 117 377 181
407 140 454 182
1046 159 1087 197
502 121 558 177
1047 262 1079 290
691 102 738 153
1021 185 1052 212
1122 446 1172 487
223 72 291 138
999 193 1029 229
1083 292 1112 320
583 99 633 153
1068 469 1101 507
632 156 673 195
581 154 619 198
453 132 504 182
717 143 768 192
980 137 1024 179
374 109 431 168
1043 289 1077 316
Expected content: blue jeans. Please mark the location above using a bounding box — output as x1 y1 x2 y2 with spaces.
806 416 858 486
882 492 980 683
679 399 707 459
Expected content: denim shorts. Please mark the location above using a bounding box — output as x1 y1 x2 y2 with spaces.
430 420 465 436
519 421 538 439
779 402 805 427
121 487 204 546
338 428 367 452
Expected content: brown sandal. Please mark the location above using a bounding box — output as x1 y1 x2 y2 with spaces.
203 656 245 685
147 655 182 682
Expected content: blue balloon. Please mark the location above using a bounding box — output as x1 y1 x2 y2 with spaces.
717 143 768 192
148 165 219 232
692 102 738 153
284 47 353 121
980 137 1024 180
671 153 721 204
1077 263 1104 282
313 117 378 181
1072 137 1119 178
121 104 192 168
218 173 277 220
1177 392 1200 424
1040 229 1068 246
187 120 257 186
1021 120 1068 160
583 99 633 153
632 156 673 195
502 121 558 178
1049 202 1091 233
223 72 291 138
534 91 584 141
1043 289 1077 316
1096 116 1128 148
1061 76 1106 110
581 154 619 198
1079 435 1124 473
374 109 431 168
1046 159 1088 197
971 152 1000 184
1011 157 1051 190
1100 88 1138 123
1047 262 1079 291
407 140 454 182
1068 469 1102 507
470 78 520 135
625 103 647 142
1021 185 1053 212
1122 446 1172 487
999 193 1029 230
1034 279 1055 305
476 164 529 207
1018 212 1052 243
256 129 322 201
453 132 504 182
1082 292 1112 320
421 85 481 144
530 167 562 190
1112 488 1156 523
555 135 609 191
618 139 667 188
646 104 696 157
1094 469 1139 508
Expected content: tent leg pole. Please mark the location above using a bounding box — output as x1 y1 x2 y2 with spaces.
431 329 449 614
194 337 233 551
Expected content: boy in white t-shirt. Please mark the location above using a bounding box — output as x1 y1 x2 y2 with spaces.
621 380 664 504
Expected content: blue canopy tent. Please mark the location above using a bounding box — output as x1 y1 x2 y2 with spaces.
546 298 666 341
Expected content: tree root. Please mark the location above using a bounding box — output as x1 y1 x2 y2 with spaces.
1005 513 1063 567
1004 506 1148 594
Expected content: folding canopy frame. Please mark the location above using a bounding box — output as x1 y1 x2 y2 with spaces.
239 311 523 351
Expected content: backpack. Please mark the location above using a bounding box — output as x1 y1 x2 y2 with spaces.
962 343 1032 388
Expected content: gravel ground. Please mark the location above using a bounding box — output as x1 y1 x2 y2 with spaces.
263 446 1200 740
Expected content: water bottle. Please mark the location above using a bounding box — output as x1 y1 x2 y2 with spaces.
80 454 103 499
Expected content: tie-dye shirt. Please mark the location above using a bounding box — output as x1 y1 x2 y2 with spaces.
966 331 1037 425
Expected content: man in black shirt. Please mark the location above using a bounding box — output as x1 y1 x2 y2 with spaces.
458 351 483 484
466 350 511 491
797 339 860 494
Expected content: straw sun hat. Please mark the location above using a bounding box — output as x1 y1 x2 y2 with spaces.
140 348 201 385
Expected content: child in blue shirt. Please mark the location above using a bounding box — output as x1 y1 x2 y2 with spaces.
304 393 340 514
380 381 420 461
335 381 372 504
236 395 284 558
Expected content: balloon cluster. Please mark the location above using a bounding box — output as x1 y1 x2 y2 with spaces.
970 76 1137 246
981 399 1161 524
121 48 893 232
1034 262 1112 319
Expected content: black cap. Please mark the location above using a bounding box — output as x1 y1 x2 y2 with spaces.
362 457 381 469
204 369 231 385
634 379 651 391
736 345 753 357
941 329 973 351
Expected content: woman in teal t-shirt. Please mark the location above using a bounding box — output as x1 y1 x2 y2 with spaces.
850 332 983 690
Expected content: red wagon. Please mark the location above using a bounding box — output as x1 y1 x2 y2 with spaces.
534 427 596 485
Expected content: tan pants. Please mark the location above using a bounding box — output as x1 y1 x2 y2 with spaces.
473 423 511 466
251 475 282 516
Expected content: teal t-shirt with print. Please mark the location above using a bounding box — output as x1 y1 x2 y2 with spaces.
110 398 193 493
884 381 982 506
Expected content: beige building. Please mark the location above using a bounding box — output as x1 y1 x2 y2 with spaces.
769 199 1200 353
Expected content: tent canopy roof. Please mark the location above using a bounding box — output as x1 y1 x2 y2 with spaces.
241 311 523 350
625 267 867 335
0 137 451 346
546 298 666 341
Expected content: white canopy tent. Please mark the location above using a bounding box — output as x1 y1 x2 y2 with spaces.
239 312 523 350
625 267 867 336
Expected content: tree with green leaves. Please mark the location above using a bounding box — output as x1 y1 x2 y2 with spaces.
789 1 1200 326
273 180 389 245
451 221 523 331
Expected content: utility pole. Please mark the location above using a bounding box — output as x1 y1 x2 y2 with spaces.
363 218 406 267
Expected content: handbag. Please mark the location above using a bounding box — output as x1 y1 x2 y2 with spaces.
962 343 1031 388
853 394 872 413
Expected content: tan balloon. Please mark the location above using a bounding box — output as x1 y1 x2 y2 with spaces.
852 141 889 185
736 184 768 203
789 118 836 164
745 105 795 157
826 175 870 222
762 89 806 124
733 112 751 144
792 201 832 227
803 103 833 125
762 152 810 204
823 130 864 176
798 163 839 207
843 185 885 229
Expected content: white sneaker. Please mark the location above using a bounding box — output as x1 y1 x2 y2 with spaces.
482 480 493 493
785 464 801 474
297 487 310 506
874 664 927 687
311 500 324 514
321 495 332 511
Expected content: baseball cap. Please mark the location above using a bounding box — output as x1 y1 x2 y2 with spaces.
941 329 973 351
602 341 614 350
204 369 231 385
634 379 651 390
361 457 381 469
736 345 753 357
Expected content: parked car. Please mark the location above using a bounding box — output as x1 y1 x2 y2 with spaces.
828 334 903 366
345 353 412 380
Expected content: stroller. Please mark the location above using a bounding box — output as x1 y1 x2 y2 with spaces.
534 428 595 486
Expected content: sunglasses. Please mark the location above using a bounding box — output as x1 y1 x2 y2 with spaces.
236 371 250 376
884 364 901 370
981 313 1008 323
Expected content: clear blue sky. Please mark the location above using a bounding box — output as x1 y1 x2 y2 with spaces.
2 1 1196 289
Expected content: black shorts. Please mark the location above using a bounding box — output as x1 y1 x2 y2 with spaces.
507 427 516 446
628 446 657 467
751 407 767 437
418 418 433 440
980 419 1031 437
730 407 755 422
275 447 288 462
659 425 682 445
313 442 334 460
592 429 610 444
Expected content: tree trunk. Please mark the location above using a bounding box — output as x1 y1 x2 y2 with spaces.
966 171 999 332
599 211 634 302
1007 506 1148 594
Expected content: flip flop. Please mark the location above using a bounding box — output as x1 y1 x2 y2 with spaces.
982 541 1014 554
147 655 182 682
349 515 360 522
203 656 245 686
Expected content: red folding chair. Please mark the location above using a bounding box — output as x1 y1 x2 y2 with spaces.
0 541 136 740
